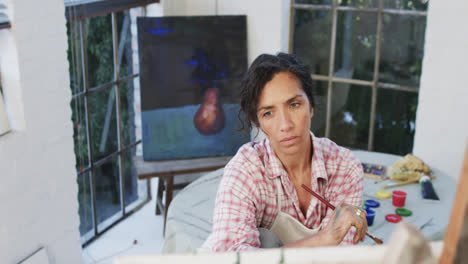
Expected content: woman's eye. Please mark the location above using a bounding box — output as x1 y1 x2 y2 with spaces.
263 111 272 117
291 102 300 108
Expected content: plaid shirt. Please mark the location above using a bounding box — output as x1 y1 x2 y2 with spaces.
201 133 364 251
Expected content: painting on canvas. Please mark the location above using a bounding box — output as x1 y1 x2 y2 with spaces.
138 16 249 160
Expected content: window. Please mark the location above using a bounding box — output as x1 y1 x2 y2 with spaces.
291 0 428 155
66 0 159 245
0 1 10 30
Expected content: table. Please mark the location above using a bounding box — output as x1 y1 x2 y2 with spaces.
134 155 232 233
161 150 458 253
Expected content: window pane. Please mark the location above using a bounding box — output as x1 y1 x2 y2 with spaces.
95 157 122 232
123 146 147 212
384 0 428 11
71 96 89 171
335 11 377 81
120 78 141 147
293 9 332 76
340 0 378 8
116 10 138 78
311 81 328 137
67 21 84 95
86 14 114 88
295 0 332 4
329 83 371 150
77 172 94 244
89 87 118 162
379 14 427 87
373 89 418 155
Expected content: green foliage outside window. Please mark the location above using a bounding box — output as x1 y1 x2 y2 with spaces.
67 10 141 239
293 0 428 155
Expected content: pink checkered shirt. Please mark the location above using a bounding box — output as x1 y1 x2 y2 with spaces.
201 133 364 251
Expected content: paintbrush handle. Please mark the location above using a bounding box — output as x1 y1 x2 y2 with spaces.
365 232 383 244
300 184 383 245
383 175 436 189
383 178 419 189
301 184 335 210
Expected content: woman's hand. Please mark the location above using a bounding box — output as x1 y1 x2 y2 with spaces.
283 202 368 248
321 202 368 245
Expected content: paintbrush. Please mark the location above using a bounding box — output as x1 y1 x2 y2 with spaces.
383 175 436 189
301 184 383 245
382 178 419 189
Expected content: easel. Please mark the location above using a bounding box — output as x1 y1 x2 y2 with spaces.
439 143 468 263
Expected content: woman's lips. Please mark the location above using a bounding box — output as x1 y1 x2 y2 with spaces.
280 136 298 145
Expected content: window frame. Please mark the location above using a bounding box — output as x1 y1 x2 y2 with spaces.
66 0 159 246
289 0 427 151
0 2 10 30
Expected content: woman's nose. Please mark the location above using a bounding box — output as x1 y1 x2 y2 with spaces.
279 111 293 131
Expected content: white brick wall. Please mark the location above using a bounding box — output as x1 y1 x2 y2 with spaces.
0 0 82 263
0 89 9 135
413 0 468 180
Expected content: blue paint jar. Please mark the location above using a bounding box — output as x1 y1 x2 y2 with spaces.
365 208 376 226
365 199 380 208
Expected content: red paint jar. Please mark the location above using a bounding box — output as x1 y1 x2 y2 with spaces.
392 190 407 207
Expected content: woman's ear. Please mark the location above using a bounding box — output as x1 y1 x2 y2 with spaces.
310 105 314 118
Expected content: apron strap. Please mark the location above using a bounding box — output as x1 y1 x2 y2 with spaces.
275 179 283 211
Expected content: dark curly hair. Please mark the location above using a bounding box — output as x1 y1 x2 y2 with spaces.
238 52 315 132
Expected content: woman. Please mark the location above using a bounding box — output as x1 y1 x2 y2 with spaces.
201 53 367 251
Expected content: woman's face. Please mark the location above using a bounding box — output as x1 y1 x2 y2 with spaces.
256 72 314 157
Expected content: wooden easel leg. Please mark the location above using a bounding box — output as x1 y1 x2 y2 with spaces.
155 177 164 215
440 144 468 264
163 174 174 236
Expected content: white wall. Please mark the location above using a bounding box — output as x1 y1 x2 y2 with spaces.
413 0 468 181
161 0 290 141
0 0 82 263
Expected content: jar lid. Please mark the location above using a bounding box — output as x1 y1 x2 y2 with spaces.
376 190 392 199
385 214 402 223
396 208 412 217
365 199 380 208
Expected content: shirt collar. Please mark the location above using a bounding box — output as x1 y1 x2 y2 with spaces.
264 131 329 183
309 132 329 183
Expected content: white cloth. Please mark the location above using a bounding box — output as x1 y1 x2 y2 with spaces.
162 151 458 254
270 179 320 245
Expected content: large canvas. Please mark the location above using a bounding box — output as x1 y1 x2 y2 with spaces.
137 16 249 160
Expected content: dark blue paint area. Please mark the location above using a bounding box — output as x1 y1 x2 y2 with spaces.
141 104 249 160
184 58 212 73
190 79 210 84
147 19 173 35
186 50 213 73
216 72 227 78
185 60 199 66
147 28 173 35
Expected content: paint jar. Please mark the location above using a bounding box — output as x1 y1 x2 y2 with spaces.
392 190 407 207
420 176 440 200
365 208 376 226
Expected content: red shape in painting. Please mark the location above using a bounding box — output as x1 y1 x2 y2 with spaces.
194 87 225 135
